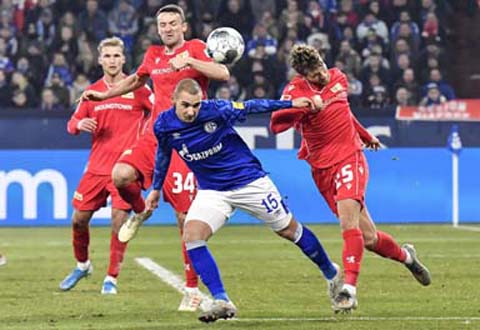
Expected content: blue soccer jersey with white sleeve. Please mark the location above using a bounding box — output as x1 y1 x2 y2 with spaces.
152 99 292 191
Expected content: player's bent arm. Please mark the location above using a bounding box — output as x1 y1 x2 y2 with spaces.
104 74 149 99
270 108 305 134
67 100 90 135
186 57 230 81
351 114 374 143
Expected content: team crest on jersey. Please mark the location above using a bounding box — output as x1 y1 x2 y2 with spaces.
178 51 190 58
330 83 344 93
155 57 161 64
172 132 181 139
204 121 218 133
121 92 134 99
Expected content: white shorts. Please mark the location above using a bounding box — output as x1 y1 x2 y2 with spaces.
185 176 292 233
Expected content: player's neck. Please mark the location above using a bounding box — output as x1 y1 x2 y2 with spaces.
103 73 126 87
165 39 186 54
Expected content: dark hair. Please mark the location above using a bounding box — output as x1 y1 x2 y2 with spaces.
290 44 323 76
156 4 185 22
173 79 202 98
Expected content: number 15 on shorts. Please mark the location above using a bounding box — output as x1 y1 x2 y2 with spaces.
261 193 289 214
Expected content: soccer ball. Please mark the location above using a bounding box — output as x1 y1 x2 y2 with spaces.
206 27 245 65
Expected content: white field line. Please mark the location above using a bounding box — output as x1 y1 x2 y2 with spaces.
233 317 480 322
135 257 213 311
454 225 480 232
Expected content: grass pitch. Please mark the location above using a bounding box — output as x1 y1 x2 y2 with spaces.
0 224 479 330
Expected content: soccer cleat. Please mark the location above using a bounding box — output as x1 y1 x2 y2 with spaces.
101 279 118 295
0 255 6 266
118 209 152 243
59 264 93 291
327 263 343 304
178 287 203 312
332 289 358 314
198 299 237 323
402 244 431 286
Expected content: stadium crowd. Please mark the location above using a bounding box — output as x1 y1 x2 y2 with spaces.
0 0 459 112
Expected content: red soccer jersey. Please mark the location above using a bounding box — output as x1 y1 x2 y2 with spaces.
136 39 211 143
67 77 153 175
271 68 372 169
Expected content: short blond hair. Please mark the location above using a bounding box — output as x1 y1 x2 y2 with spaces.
97 37 125 53
173 78 202 98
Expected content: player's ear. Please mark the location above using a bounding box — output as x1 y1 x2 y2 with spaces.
182 22 188 33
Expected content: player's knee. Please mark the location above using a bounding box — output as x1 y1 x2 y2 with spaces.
363 231 378 249
72 211 90 229
183 220 212 242
112 164 135 188
176 212 186 229
275 217 298 241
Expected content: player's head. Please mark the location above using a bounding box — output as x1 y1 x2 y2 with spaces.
290 44 330 86
97 37 125 77
173 78 202 123
156 4 187 48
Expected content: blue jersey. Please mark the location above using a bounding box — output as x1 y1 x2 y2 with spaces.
152 99 292 191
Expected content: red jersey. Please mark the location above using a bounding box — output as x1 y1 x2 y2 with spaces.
136 39 212 143
67 77 153 175
271 68 372 169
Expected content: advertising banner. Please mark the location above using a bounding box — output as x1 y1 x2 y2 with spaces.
396 99 480 121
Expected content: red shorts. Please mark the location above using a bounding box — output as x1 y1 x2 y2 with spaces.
117 138 196 213
312 151 369 216
73 172 131 211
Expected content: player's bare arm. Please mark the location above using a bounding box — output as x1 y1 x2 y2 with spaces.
364 136 381 151
169 54 230 81
81 74 149 101
145 190 161 212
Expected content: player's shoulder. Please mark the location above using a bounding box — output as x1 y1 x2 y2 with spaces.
85 79 104 91
186 39 207 49
329 67 347 80
283 75 307 95
144 44 165 58
154 108 176 130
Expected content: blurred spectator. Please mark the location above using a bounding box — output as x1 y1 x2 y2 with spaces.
395 67 419 103
217 0 254 38
50 26 78 64
247 23 278 58
258 10 279 40
356 11 389 45
361 53 391 86
391 53 411 83
422 68 455 100
24 41 47 83
394 86 415 106
0 38 14 73
366 85 389 109
108 0 139 54
305 1 330 34
419 82 447 106
250 0 276 22
40 87 66 111
78 0 109 43
36 8 56 47
45 52 73 87
0 69 12 106
76 33 99 79
279 0 306 39
225 75 246 101
11 90 29 108
57 12 79 36
10 71 37 107
215 84 232 99
390 10 420 45
307 32 332 66
421 12 439 40
336 39 362 76
0 27 18 58
70 73 90 105
346 71 363 107
339 0 360 28
45 72 71 108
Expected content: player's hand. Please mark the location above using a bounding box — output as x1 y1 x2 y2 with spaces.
169 54 190 71
292 97 314 110
77 118 97 133
145 190 161 212
365 136 381 151
79 90 107 102
311 95 325 112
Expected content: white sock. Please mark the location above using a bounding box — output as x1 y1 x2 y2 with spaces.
77 260 91 271
184 286 199 293
104 275 117 285
403 249 413 265
343 284 357 296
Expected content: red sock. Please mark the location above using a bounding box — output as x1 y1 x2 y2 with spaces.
342 228 364 286
179 229 198 288
371 230 406 263
117 181 145 213
107 232 128 278
73 226 89 262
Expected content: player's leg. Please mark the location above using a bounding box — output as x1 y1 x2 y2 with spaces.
275 216 342 303
102 206 130 295
360 207 431 286
183 190 236 322
114 143 156 242
59 209 94 291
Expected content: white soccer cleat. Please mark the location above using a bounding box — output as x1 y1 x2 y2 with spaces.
0 255 6 266
198 299 237 323
178 287 203 312
332 289 358 314
118 210 152 243
327 263 343 304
